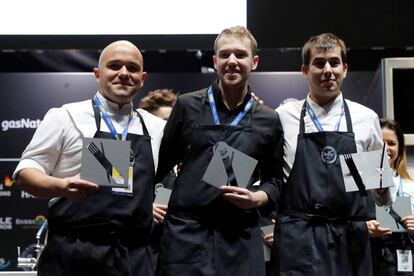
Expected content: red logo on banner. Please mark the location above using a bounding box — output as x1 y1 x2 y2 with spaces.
3 176 13 187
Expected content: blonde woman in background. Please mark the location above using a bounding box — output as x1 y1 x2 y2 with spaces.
369 118 414 275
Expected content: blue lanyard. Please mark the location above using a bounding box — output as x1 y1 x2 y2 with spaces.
397 176 404 197
207 86 253 126
305 101 344 132
93 95 132 141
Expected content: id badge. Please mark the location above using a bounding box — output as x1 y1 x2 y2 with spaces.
397 249 413 272
112 166 134 196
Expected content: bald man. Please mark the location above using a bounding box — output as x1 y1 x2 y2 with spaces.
13 41 166 275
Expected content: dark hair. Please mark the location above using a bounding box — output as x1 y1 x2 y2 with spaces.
138 89 177 114
302 33 347 66
380 118 412 180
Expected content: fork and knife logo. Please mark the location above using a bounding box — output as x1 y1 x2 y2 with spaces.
87 141 125 185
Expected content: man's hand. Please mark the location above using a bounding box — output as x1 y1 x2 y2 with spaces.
16 168 98 200
60 176 99 201
220 186 268 209
153 203 168 224
263 232 274 247
250 92 264 105
366 219 392 237
401 216 414 235
262 219 276 247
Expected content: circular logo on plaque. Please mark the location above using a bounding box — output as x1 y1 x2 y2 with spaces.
154 183 164 195
320 146 337 164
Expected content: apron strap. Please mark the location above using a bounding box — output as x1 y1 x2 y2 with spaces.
343 100 353 132
135 109 150 137
299 102 307 134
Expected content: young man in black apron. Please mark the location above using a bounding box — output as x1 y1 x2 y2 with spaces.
13 40 166 275
155 26 284 276
274 33 384 275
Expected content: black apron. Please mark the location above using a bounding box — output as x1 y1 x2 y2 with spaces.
38 102 155 276
274 100 372 276
157 91 265 276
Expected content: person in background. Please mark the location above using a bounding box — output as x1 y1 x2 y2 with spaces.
274 33 386 275
139 88 178 223
139 88 178 195
155 26 284 276
13 40 166 276
139 88 178 265
259 214 277 276
139 89 177 121
368 118 414 275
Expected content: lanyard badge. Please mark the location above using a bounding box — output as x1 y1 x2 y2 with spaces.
397 249 413 272
93 95 135 196
207 86 253 126
305 100 344 132
93 95 133 141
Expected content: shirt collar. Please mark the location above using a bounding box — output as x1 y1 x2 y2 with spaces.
306 92 343 115
96 91 133 115
205 80 252 113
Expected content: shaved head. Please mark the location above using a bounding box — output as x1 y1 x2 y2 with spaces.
98 40 144 68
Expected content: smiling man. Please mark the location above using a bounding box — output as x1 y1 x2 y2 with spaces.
13 40 166 275
274 33 383 275
155 26 284 276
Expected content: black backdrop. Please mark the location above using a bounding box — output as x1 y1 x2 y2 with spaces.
248 0 414 49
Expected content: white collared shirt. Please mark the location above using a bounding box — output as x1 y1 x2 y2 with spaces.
276 93 383 181
13 92 166 179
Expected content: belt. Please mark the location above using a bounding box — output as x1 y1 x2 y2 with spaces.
282 209 367 223
282 210 367 246
49 222 150 247
169 206 258 231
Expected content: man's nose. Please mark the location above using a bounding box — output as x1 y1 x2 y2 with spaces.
118 65 129 76
323 62 332 72
228 53 237 64
322 62 332 77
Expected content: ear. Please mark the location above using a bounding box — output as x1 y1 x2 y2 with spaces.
213 55 218 70
251 55 259 71
140 71 148 88
301 64 309 79
343 63 348 78
93 68 100 82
